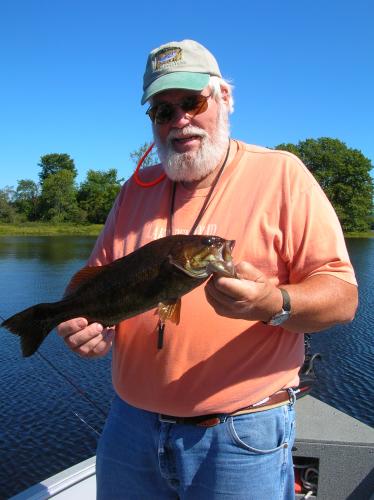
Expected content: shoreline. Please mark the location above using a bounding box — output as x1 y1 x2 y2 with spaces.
0 223 103 236
343 231 374 238
0 223 373 238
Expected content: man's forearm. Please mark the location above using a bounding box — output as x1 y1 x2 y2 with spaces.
205 262 358 333
281 275 358 333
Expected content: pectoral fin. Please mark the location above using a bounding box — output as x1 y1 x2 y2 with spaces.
157 299 181 325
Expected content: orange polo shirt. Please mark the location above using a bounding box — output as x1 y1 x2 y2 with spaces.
88 140 356 416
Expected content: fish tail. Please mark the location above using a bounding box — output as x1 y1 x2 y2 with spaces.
1 303 61 357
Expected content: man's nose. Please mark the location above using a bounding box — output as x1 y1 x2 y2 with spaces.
169 106 192 127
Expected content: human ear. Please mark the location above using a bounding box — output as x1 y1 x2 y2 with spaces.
220 85 230 106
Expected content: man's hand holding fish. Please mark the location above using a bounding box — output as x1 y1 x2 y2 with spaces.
57 318 115 358
206 261 356 332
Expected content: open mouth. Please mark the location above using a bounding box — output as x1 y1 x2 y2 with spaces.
206 240 236 277
172 135 201 145
171 240 236 279
168 127 206 145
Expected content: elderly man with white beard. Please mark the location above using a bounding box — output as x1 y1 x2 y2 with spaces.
57 40 357 499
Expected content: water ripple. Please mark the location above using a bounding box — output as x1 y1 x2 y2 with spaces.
1 236 373 497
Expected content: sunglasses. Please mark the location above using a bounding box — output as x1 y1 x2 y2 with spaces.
146 93 212 125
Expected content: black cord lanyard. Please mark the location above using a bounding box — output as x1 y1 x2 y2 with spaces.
167 140 231 237
158 139 231 348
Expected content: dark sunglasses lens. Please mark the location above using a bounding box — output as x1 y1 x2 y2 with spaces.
147 95 210 124
147 108 155 122
154 103 174 124
181 95 208 116
147 104 173 124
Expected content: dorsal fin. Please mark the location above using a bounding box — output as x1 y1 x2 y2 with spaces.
64 265 106 296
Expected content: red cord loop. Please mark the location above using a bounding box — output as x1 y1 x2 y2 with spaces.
133 143 166 187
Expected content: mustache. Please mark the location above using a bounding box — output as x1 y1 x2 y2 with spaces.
167 126 208 144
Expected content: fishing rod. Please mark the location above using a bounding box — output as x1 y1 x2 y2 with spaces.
35 349 107 418
0 313 107 420
73 411 101 437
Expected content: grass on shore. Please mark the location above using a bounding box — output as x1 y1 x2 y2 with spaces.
0 222 103 236
344 231 374 238
0 223 372 238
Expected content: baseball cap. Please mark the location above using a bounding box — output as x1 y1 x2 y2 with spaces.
141 39 222 105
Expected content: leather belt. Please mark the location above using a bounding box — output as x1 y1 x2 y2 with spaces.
159 388 297 428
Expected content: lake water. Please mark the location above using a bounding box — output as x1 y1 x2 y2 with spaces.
0 236 373 498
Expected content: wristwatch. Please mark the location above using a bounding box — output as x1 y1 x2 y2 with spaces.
265 288 291 326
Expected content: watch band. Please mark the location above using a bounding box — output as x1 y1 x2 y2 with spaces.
279 288 291 312
263 287 291 326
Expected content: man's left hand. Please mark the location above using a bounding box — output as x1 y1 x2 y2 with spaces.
205 261 282 322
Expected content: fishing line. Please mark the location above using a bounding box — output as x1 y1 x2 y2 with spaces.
73 411 101 437
35 349 107 418
168 139 231 237
0 313 107 418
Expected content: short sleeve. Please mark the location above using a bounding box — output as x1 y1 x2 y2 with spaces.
282 158 357 286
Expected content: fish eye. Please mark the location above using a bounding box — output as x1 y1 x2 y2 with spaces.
201 236 214 246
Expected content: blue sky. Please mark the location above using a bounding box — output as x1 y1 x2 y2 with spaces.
1 0 373 188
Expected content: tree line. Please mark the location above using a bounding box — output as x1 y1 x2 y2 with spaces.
0 138 372 232
0 153 124 224
274 138 373 232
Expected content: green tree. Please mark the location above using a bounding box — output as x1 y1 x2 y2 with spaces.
14 179 40 221
130 142 159 168
275 138 374 232
38 153 77 184
0 187 17 222
39 170 84 222
78 169 122 223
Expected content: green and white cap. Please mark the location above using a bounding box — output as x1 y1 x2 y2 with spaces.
141 39 222 105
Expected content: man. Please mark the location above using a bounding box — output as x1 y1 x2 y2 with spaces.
57 40 358 499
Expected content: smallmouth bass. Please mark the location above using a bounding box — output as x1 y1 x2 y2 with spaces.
2 235 236 357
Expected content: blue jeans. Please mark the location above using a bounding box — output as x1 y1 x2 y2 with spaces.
96 395 296 499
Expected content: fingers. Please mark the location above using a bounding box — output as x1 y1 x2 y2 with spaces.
206 275 255 301
72 327 115 358
56 317 88 337
205 276 257 319
204 260 279 322
56 318 114 358
234 261 265 283
205 284 247 319
206 261 264 301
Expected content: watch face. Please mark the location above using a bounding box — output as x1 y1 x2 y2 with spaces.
268 310 291 326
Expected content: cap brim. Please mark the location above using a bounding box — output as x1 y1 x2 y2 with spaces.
141 72 210 105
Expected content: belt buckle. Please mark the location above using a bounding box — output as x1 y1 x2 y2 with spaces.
196 416 222 427
287 388 297 405
159 414 178 424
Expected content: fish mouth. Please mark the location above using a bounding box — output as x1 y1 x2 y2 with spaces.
205 239 236 277
170 238 236 279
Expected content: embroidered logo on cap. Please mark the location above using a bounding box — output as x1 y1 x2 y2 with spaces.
154 47 183 70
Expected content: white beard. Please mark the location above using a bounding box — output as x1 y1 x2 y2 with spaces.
154 101 230 183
